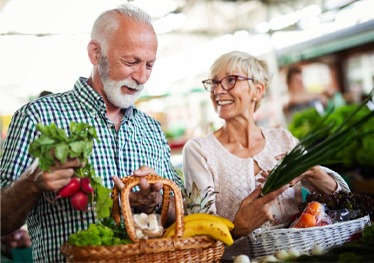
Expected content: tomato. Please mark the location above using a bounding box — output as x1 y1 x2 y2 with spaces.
293 213 317 228
305 201 323 217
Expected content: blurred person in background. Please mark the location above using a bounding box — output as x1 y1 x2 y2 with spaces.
0 4 182 262
182 51 349 260
1 226 32 263
0 91 54 263
283 66 329 122
0 91 52 262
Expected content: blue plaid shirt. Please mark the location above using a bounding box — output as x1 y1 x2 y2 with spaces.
0 77 182 262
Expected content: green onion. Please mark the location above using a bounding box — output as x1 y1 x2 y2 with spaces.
262 89 374 195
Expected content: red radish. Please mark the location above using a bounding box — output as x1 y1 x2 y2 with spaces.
80 177 94 194
70 191 89 211
53 177 81 201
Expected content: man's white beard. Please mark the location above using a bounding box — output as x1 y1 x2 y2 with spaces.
98 55 144 109
102 78 143 109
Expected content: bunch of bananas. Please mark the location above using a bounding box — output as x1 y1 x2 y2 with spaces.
163 213 234 246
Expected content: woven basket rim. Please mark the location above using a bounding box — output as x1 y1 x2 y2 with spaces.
253 214 370 235
248 214 370 259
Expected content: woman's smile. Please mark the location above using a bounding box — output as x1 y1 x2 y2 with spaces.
216 99 234 106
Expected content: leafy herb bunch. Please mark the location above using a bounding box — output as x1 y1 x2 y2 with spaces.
262 89 374 195
29 122 112 219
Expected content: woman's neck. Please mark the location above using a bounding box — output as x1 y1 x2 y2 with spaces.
215 121 265 158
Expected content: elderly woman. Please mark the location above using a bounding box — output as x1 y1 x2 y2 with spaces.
182 51 349 259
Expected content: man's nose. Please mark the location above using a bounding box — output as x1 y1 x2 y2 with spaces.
131 63 150 85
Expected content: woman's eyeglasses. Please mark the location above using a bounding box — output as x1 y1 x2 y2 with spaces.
202 75 254 93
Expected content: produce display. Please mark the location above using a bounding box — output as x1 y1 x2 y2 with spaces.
262 89 374 195
29 122 112 218
63 174 235 251
247 188 371 261
289 102 374 171
300 191 374 220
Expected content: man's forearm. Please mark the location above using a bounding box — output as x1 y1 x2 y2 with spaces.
1 175 42 235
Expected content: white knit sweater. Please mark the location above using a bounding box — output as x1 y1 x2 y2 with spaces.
182 127 349 260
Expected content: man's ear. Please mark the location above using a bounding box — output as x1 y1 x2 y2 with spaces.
87 40 101 65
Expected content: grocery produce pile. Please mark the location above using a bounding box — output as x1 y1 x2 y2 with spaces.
300 190 374 220
244 193 373 263
62 172 235 247
289 190 374 229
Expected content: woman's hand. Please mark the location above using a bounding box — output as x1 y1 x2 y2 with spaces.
272 153 338 193
232 184 288 238
288 166 319 187
289 165 338 194
112 166 163 214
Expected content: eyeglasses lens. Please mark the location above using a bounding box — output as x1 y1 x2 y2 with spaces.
204 75 241 92
223 76 236 89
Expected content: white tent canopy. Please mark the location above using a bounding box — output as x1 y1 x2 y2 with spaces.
1 0 371 115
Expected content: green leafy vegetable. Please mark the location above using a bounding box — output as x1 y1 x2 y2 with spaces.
262 89 374 195
29 122 98 170
67 222 132 246
29 122 112 219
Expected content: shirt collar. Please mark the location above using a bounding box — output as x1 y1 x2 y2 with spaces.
73 77 137 118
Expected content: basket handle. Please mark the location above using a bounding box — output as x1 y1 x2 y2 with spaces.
111 174 184 242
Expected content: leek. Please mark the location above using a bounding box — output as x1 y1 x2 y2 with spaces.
262 89 374 195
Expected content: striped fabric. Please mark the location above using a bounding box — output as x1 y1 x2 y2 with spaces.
0 77 182 262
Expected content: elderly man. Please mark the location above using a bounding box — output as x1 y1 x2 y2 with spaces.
0 4 182 262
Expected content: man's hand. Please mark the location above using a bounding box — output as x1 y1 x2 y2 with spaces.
29 158 83 193
112 166 163 214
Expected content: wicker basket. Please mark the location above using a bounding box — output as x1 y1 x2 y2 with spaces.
248 215 370 259
61 174 225 262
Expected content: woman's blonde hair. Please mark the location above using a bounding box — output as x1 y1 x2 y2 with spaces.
209 51 272 110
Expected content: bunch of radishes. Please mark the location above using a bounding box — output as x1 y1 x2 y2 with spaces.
53 177 94 211
29 122 113 218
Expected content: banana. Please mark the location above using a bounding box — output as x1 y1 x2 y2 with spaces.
184 213 235 231
163 213 234 238
163 218 234 246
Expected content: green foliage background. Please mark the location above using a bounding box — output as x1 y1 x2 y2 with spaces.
288 104 374 169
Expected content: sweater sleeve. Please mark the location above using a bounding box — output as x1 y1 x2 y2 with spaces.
182 138 216 214
301 166 350 193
